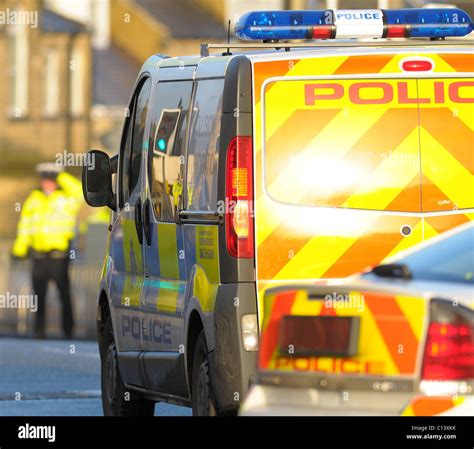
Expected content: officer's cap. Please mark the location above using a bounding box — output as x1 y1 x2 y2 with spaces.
36 162 64 180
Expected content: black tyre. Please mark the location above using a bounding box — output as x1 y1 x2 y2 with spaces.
191 330 217 416
100 315 155 416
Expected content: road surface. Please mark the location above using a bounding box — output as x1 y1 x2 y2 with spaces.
0 337 191 416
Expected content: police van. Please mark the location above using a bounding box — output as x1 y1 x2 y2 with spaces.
82 8 473 415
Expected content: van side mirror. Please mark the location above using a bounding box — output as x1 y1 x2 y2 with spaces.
82 150 116 211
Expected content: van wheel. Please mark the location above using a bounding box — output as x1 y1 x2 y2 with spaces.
101 315 155 416
192 330 217 416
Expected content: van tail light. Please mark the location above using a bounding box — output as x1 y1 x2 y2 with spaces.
421 299 474 381
225 136 254 258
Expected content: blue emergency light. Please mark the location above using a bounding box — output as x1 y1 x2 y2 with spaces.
234 8 473 41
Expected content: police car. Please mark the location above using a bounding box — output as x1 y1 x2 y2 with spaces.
240 222 474 416
82 8 473 415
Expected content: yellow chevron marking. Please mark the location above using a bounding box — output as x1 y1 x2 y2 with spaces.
420 128 474 209
255 56 349 146
270 216 376 281
290 290 322 315
396 296 426 342
257 78 420 245
422 220 441 242
418 78 474 131
269 130 423 283
265 107 389 212
453 396 466 407
452 100 474 131
329 291 399 375
344 127 420 210
384 220 423 260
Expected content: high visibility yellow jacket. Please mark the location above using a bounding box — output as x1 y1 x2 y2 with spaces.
12 172 83 257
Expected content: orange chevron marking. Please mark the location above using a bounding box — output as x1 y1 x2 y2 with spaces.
265 108 340 186
439 54 474 73
257 224 314 281
411 397 456 416
254 59 301 104
419 108 474 174
259 290 296 368
365 293 419 374
425 214 470 235
299 108 420 207
421 173 459 213
322 215 420 278
333 54 394 75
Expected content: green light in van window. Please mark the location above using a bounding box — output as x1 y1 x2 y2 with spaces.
157 139 166 152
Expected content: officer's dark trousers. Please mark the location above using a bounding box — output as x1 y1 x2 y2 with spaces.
32 258 74 337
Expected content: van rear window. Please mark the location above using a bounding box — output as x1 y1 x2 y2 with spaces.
263 78 421 213
262 77 473 213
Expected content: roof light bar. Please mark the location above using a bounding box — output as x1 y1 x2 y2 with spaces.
235 8 473 41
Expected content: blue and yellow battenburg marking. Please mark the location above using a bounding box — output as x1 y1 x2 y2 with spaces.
114 218 221 314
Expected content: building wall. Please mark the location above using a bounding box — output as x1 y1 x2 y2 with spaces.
195 0 226 22
0 0 92 158
44 0 111 49
110 0 169 63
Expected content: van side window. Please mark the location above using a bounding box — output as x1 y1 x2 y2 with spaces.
148 80 193 222
120 77 151 206
186 79 225 212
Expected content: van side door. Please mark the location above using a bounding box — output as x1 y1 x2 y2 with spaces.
108 76 151 386
180 78 225 351
140 78 194 397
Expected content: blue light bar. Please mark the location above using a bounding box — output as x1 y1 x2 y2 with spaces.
385 9 473 38
234 8 473 41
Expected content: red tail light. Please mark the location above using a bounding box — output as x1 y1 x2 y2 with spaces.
225 136 254 258
422 299 474 381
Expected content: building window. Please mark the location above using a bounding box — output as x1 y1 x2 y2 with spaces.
70 44 86 117
7 21 29 118
43 48 60 117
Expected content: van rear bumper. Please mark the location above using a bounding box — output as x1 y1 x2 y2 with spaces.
209 282 258 414
240 385 412 416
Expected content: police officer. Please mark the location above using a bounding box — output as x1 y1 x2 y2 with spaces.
12 163 83 339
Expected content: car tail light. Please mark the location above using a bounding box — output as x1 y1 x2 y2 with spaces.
421 299 474 381
225 136 254 258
